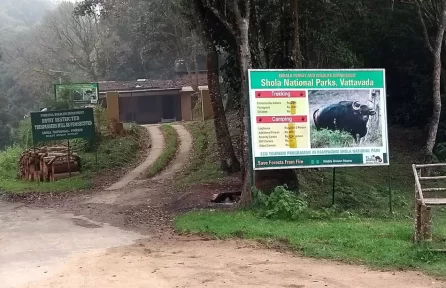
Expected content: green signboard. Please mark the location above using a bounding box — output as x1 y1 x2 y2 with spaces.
55 83 99 105
31 108 95 143
248 69 389 170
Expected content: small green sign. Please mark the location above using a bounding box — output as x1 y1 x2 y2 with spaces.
31 108 95 143
55 83 99 105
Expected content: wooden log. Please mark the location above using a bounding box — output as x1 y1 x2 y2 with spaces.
52 171 80 181
53 162 79 174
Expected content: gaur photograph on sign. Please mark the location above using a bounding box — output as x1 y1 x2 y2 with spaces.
310 89 383 148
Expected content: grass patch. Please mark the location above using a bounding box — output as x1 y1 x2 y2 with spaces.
175 210 446 277
0 125 143 194
175 121 224 187
146 124 178 178
310 126 356 148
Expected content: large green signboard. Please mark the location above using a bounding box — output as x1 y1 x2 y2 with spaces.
55 83 99 105
248 69 389 170
31 108 95 142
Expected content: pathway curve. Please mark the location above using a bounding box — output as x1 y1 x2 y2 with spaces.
105 125 164 191
152 124 193 181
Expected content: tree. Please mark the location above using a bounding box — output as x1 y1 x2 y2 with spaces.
37 2 102 80
416 0 446 162
191 0 241 173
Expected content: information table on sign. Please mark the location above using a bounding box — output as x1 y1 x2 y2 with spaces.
255 90 310 150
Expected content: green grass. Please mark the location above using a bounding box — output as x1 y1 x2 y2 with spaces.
173 121 446 276
310 126 355 148
175 210 446 277
0 126 143 194
175 121 224 187
146 124 179 178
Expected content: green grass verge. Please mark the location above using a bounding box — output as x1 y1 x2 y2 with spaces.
175 121 224 187
175 210 446 277
146 124 178 178
0 126 143 194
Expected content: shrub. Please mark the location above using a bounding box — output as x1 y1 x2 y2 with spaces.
0 146 22 179
253 186 308 221
311 127 354 148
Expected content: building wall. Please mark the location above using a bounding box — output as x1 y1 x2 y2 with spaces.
180 91 194 121
201 88 214 120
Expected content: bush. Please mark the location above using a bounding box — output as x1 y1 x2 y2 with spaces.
253 186 308 221
311 127 354 148
0 146 22 179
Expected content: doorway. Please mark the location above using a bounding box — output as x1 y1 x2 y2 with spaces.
162 95 177 122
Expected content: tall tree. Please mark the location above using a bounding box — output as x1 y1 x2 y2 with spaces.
191 0 241 173
416 0 446 162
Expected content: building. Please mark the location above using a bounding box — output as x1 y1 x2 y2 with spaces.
99 74 207 124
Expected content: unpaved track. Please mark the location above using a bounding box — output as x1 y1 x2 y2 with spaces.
18 238 446 288
152 124 192 181
1 124 445 288
87 123 192 206
106 125 164 191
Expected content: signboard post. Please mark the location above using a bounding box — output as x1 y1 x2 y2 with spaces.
248 69 391 211
54 83 99 105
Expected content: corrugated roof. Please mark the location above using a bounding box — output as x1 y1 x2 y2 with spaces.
98 77 208 92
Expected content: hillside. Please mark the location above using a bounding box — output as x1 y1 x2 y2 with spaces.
0 0 53 34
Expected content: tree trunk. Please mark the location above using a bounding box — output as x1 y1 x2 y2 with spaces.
236 13 253 207
417 3 446 162
192 30 200 89
426 53 442 163
193 0 241 173
290 0 303 68
205 32 241 173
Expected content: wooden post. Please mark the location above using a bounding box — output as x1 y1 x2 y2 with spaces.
414 202 422 242
67 140 71 178
421 205 432 241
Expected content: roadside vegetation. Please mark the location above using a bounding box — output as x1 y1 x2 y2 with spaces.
0 108 144 194
175 120 446 277
176 209 446 277
175 121 225 187
146 124 179 178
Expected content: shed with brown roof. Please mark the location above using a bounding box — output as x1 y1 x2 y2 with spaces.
98 76 207 124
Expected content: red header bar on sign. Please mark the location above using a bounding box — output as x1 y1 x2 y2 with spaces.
255 91 306 98
256 116 307 123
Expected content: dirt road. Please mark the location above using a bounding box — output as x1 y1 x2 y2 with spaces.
1 124 445 288
2 205 443 288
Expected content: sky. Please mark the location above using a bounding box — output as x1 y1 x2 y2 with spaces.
52 0 79 2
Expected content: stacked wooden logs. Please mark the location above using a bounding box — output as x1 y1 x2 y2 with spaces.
18 146 81 182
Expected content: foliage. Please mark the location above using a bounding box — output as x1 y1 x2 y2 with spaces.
13 119 32 148
146 124 179 178
0 116 142 193
310 127 356 148
175 121 224 187
253 186 308 221
175 210 446 277
0 145 22 180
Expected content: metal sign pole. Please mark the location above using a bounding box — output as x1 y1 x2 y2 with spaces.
246 71 255 190
388 165 393 215
332 168 336 206
34 145 39 186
